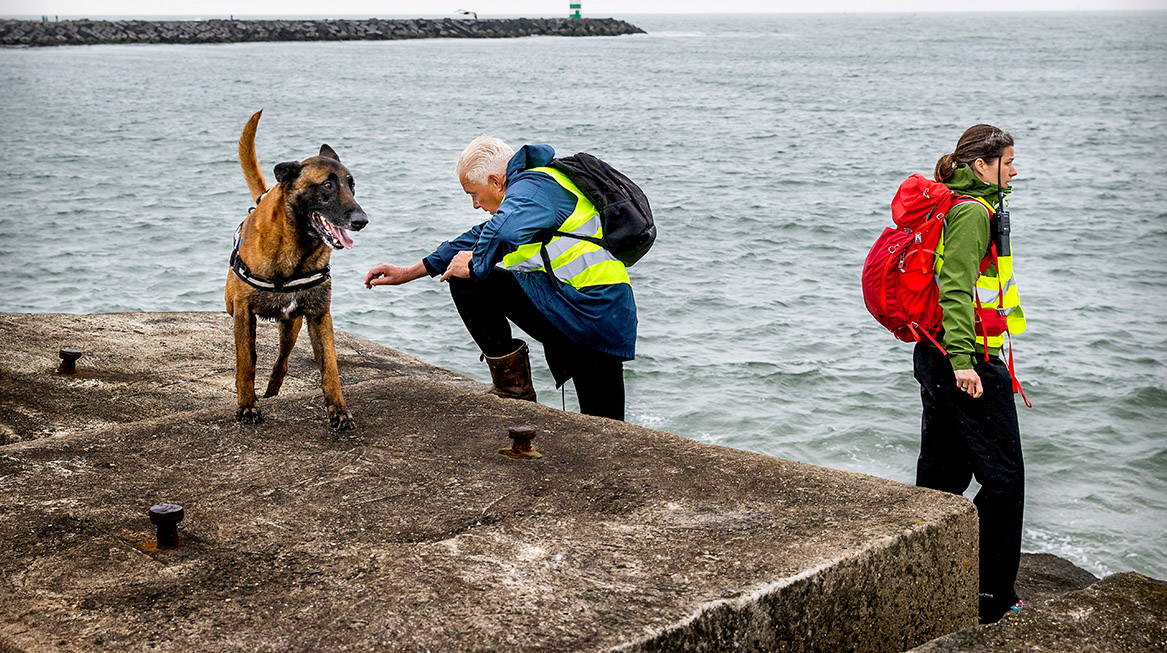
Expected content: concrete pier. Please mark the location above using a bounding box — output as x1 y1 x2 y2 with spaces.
0 17 645 48
0 312 978 651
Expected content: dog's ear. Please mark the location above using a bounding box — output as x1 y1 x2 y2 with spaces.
274 161 303 185
318 144 340 162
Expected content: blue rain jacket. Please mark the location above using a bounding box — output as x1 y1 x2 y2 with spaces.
425 144 637 361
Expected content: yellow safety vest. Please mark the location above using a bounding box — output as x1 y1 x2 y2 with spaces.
501 166 631 289
935 196 1027 351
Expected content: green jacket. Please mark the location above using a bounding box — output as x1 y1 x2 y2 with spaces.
938 165 1011 371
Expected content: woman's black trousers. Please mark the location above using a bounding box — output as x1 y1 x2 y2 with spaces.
914 342 1024 622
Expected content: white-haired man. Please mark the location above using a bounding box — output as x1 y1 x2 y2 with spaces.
365 137 637 420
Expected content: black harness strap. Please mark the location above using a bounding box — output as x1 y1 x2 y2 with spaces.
230 216 330 293
536 228 564 295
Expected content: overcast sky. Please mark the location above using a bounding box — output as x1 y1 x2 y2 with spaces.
5 0 1165 17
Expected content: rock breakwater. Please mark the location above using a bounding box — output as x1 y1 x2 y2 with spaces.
0 16 645 47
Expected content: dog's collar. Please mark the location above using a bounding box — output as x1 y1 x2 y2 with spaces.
249 188 270 214
231 220 331 293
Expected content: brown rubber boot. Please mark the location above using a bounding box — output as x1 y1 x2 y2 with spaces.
481 339 537 402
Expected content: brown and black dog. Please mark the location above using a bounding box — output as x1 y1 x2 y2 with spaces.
225 110 367 430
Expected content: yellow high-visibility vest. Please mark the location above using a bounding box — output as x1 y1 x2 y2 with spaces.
935 196 1026 351
501 166 630 289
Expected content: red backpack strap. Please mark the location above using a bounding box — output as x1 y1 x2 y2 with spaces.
952 195 995 215
1006 330 1032 408
908 322 948 356
981 233 1032 407
978 241 1005 361
950 197 999 359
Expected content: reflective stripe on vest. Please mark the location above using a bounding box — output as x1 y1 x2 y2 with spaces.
500 166 630 289
935 196 1027 350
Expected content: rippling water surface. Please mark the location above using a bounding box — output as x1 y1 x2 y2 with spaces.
2 12 1164 579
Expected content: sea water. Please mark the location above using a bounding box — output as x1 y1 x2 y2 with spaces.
1 11 1164 580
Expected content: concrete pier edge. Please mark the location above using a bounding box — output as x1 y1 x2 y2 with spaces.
1 311 1162 651
614 520 976 652
0 311 975 651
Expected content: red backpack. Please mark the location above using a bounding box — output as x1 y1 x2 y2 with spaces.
862 173 982 354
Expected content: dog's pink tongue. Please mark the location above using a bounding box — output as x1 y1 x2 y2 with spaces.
331 223 354 249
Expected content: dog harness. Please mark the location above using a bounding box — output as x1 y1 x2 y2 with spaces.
230 197 331 293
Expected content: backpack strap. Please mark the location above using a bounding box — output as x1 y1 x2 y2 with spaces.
1006 329 1033 408
961 200 1031 405
908 322 948 356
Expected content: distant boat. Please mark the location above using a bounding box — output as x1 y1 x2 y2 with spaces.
452 9 477 20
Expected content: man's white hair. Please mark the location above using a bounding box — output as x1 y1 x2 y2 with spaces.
455 136 514 185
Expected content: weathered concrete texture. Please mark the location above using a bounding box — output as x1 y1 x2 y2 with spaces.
0 17 645 47
910 572 1167 652
0 312 978 652
0 311 476 445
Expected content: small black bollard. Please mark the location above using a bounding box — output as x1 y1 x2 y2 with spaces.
148 503 184 548
499 425 542 460
56 348 82 374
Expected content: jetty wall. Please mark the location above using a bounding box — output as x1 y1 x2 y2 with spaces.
0 17 645 47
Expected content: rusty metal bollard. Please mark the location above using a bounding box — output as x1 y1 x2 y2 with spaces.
499 425 542 459
149 503 185 549
56 348 82 374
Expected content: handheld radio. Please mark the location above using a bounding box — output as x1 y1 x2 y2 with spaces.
995 161 1011 255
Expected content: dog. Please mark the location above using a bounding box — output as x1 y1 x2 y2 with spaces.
224 110 367 430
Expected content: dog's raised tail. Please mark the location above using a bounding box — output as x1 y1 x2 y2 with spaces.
238 110 267 204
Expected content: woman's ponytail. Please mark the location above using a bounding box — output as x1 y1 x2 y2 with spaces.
935 124 1014 183
934 153 958 183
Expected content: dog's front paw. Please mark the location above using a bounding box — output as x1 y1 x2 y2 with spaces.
236 405 263 424
328 405 355 431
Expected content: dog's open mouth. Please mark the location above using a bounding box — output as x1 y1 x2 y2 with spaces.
311 212 354 250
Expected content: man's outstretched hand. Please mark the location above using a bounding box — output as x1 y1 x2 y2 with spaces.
365 262 427 288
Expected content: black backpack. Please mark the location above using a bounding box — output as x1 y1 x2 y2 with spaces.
545 152 656 266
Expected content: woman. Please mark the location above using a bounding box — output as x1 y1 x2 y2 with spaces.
916 124 1027 624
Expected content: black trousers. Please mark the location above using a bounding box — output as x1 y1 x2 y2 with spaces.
913 343 1024 622
448 269 625 421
